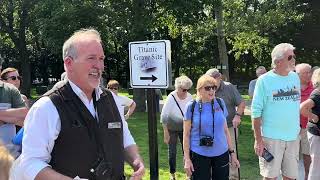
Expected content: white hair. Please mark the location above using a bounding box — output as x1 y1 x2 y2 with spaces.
174 75 193 90
62 28 102 60
295 63 311 74
256 66 266 74
271 43 295 68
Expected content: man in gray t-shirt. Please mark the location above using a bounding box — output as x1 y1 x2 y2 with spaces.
206 68 245 180
0 64 28 157
248 66 267 98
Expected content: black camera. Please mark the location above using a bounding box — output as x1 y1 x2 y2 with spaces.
262 148 274 162
90 158 112 180
199 136 214 146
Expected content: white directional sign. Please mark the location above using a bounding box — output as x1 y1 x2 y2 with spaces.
129 40 171 88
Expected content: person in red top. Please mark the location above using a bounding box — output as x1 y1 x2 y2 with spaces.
296 63 314 180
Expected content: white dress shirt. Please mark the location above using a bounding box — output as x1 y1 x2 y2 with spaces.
16 81 135 180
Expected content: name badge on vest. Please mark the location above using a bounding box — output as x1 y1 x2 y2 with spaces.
108 122 121 129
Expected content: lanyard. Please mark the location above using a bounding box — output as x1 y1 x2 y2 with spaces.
198 100 215 138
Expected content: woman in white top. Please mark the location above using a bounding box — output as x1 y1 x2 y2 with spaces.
107 80 136 120
161 75 193 180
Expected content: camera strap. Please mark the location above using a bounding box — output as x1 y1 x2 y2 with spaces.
198 99 215 139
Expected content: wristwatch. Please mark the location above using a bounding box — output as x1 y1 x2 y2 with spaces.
229 149 235 154
235 112 242 117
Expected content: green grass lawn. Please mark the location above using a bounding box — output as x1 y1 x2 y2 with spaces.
124 113 260 180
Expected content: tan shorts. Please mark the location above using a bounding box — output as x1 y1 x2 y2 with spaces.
300 128 310 155
259 137 299 179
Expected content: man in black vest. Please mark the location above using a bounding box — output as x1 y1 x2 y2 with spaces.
16 28 145 180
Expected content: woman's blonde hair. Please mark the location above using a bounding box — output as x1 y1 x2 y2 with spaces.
107 79 120 89
196 74 216 97
0 142 14 180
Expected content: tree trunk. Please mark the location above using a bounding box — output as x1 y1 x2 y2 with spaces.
172 35 182 79
20 45 31 97
214 1 230 81
131 0 147 112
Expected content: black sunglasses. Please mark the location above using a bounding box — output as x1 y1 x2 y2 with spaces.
204 85 217 91
109 87 118 90
181 88 189 92
288 55 296 61
3 76 22 81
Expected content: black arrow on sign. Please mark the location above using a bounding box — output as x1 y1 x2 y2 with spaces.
140 75 158 82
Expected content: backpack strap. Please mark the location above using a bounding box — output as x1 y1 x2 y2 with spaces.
191 98 224 125
216 97 224 113
190 100 196 124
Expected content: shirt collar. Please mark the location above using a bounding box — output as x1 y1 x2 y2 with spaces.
68 80 103 101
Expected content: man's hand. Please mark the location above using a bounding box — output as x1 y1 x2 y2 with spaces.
254 139 265 157
232 115 241 128
130 158 145 180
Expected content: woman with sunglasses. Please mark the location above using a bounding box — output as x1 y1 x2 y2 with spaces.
160 75 193 180
183 74 240 180
0 67 28 107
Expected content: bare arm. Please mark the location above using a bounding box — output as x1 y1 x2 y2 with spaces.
233 100 246 128
224 123 234 150
253 117 264 156
236 100 246 114
183 120 191 160
0 107 28 126
224 123 240 168
124 144 145 178
183 120 194 177
300 99 318 122
125 101 136 119
162 124 170 144
35 167 72 180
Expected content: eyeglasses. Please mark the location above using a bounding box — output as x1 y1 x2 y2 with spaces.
288 55 296 61
109 87 118 90
204 85 217 91
181 88 189 92
3 76 22 81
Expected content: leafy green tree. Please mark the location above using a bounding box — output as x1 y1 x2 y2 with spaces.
0 0 39 96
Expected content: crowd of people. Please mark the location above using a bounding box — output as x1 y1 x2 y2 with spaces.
0 28 318 180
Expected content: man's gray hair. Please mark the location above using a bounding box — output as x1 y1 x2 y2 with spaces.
256 66 266 74
271 43 295 68
205 68 220 78
295 63 311 74
174 75 193 90
62 28 102 60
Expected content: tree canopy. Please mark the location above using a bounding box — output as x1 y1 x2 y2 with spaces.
0 0 319 96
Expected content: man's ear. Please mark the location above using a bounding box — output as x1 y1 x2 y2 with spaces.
64 57 73 69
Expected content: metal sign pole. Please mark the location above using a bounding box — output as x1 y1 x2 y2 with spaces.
147 89 159 180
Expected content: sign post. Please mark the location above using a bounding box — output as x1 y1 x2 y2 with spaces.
129 40 171 180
